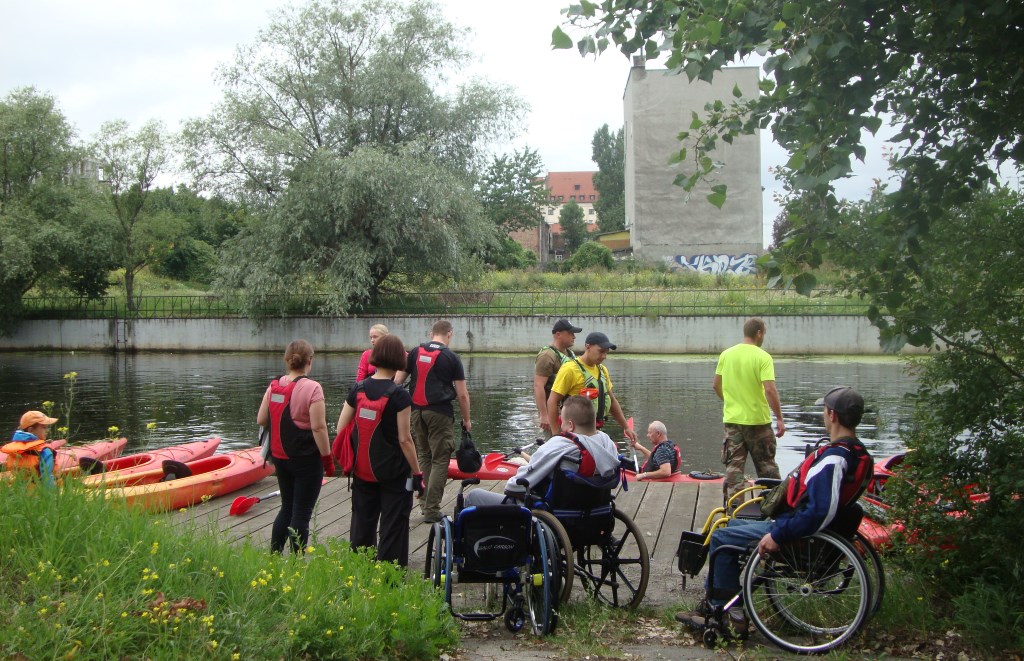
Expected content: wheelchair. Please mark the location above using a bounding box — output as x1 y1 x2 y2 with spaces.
423 479 561 635
676 481 881 654
521 458 651 610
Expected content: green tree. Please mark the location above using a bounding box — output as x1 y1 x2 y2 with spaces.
0 88 114 332
183 0 522 313
92 119 176 311
567 240 613 271
479 148 547 235
558 200 588 254
591 124 625 232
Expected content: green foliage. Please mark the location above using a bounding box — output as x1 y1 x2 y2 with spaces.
591 124 625 232
478 148 547 235
558 200 588 254
184 0 521 314
567 241 613 271
0 478 458 660
485 237 537 270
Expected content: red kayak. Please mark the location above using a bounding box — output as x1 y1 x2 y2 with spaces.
98 448 275 512
448 452 724 483
54 438 128 473
78 438 221 479
0 438 67 465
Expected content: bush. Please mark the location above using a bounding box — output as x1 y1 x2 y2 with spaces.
567 242 614 271
0 478 457 660
152 238 217 284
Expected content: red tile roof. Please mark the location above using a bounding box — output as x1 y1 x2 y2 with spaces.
548 223 601 235
545 171 598 202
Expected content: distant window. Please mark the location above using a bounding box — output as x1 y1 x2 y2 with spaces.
548 208 556 215
558 195 564 201
590 195 595 201
555 254 564 261
570 195 576 201
574 184 581 191
588 208 595 214
549 195 556 202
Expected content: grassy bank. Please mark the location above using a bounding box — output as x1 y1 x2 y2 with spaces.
0 478 457 660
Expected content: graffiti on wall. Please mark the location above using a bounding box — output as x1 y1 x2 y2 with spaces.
672 253 758 275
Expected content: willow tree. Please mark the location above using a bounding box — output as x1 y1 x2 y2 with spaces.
182 0 522 315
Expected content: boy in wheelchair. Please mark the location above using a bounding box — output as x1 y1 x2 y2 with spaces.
464 395 620 508
676 386 874 637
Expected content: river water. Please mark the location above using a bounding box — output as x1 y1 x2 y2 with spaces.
0 352 918 476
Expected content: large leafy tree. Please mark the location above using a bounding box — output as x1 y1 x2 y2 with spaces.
479 148 547 235
0 88 114 333
92 119 176 312
591 124 624 232
555 0 1024 635
183 0 522 313
558 200 588 254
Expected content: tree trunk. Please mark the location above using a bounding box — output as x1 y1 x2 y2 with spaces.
124 269 136 313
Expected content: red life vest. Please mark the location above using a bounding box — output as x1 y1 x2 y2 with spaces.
563 431 597 477
410 343 456 408
268 376 316 459
783 436 874 510
352 382 407 482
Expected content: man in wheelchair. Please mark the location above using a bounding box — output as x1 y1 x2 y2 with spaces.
464 395 620 508
676 386 874 637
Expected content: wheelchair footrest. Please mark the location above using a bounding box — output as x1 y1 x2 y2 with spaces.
677 530 708 576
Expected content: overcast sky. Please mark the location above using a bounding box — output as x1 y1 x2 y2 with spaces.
2 0 891 246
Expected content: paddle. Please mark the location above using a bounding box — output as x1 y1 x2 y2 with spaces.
482 439 543 470
627 417 639 473
229 490 280 516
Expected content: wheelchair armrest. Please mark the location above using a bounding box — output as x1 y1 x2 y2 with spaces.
515 477 530 487
753 478 783 487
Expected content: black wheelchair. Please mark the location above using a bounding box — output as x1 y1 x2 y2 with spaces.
521 458 651 610
676 481 883 654
424 479 561 635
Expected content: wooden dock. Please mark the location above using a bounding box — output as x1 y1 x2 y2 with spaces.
170 476 725 607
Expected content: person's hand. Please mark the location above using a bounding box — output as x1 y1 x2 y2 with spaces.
411 472 425 498
320 454 336 477
636 472 646 481
775 420 786 438
624 427 638 444
539 419 551 433
757 532 780 556
462 420 472 434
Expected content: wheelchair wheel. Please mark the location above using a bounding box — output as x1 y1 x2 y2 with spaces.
426 519 453 607
576 508 650 609
531 509 574 604
524 520 556 635
850 531 885 619
742 530 870 654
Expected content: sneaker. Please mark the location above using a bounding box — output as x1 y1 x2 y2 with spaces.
723 607 748 638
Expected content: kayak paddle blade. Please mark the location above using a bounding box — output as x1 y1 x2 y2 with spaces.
229 495 258 516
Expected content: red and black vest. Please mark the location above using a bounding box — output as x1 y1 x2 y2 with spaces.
784 436 874 510
563 431 597 477
410 342 457 408
268 376 317 459
352 382 408 482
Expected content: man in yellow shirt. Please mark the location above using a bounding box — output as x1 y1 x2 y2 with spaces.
546 332 638 444
714 317 786 503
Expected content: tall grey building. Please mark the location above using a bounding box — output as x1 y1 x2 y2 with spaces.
624 63 763 274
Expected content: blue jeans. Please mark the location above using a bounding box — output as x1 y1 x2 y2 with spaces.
708 518 773 605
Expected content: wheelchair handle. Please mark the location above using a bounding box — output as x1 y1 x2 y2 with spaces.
460 478 481 490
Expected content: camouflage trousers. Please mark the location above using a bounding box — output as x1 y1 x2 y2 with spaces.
721 423 780 506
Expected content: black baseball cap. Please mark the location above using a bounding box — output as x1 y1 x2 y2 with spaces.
552 318 583 334
815 386 865 416
585 332 617 350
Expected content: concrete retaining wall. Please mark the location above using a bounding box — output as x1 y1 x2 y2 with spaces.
0 316 926 355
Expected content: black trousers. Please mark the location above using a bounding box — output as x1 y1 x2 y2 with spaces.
350 476 413 567
271 453 324 554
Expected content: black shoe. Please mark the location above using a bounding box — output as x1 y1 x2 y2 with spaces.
421 512 442 524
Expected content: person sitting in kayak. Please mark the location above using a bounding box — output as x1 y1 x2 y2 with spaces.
464 395 620 508
3 410 59 488
629 420 681 481
675 386 874 637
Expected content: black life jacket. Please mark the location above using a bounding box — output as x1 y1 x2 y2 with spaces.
410 342 457 407
784 436 874 510
539 345 575 398
268 375 316 459
352 382 408 482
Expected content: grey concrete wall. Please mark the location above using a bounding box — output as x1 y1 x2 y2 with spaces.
0 316 928 355
625 64 763 263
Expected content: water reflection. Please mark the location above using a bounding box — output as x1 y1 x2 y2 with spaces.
0 352 917 476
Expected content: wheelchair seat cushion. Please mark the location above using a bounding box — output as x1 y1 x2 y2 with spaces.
455 504 534 574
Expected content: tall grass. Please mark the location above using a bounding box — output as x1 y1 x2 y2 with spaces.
0 478 457 660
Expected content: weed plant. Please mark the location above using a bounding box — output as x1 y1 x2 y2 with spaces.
0 477 457 660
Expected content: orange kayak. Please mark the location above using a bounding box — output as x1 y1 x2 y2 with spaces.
55 438 127 473
0 438 67 465
448 454 724 484
79 438 221 479
99 448 275 512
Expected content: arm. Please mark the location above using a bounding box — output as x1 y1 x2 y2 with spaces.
639 461 672 481
393 370 408 385
630 439 652 460
308 399 331 456
356 351 371 381
763 380 786 438
533 375 552 432
454 379 471 433
335 401 355 431
256 389 271 427
39 448 56 489
713 374 724 401
396 406 421 474
504 437 570 495
546 390 565 436
609 394 638 443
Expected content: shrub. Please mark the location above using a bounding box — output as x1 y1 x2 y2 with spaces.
567 242 614 271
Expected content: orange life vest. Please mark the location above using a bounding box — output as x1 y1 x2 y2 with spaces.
1 440 55 477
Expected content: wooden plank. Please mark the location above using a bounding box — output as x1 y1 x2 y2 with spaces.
627 483 670 563
652 482 699 562
693 480 726 535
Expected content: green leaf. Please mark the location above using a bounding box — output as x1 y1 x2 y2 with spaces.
792 272 817 296
864 116 883 136
551 26 573 50
707 190 727 208
787 150 806 169
732 83 743 98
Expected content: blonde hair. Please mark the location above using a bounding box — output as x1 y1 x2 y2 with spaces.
370 323 389 336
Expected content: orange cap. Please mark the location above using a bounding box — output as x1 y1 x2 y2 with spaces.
19 410 58 429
